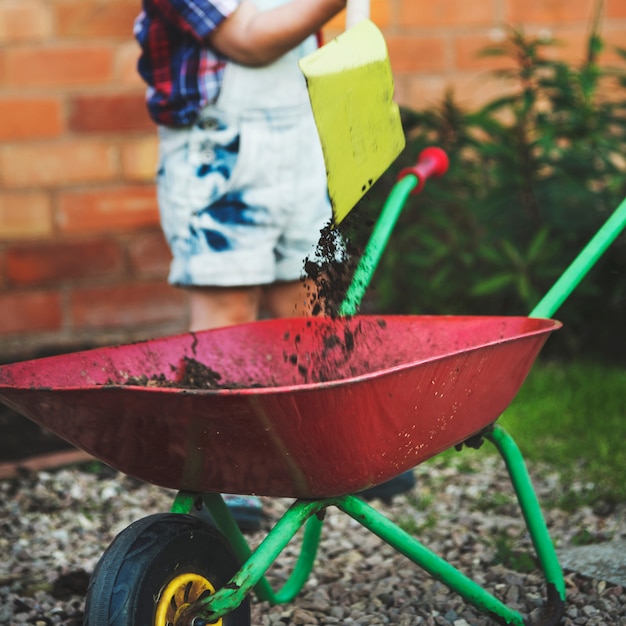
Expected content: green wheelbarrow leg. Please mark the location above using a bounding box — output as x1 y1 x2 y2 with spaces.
486 425 566 626
173 491 525 625
174 496 329 626
334 425 567 626
200 492 324 605
333 494 527 626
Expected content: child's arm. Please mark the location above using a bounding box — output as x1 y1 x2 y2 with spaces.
208 0 346 66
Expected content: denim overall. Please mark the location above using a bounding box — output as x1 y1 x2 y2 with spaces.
158 0 330 287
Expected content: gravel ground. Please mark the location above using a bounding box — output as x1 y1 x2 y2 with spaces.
1 452 625 626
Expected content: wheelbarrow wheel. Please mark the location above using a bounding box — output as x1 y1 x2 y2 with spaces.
83 513 250 626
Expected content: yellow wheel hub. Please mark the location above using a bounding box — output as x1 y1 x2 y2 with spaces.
154 572 220 626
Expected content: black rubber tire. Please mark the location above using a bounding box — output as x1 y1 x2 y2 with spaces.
83 513 250 626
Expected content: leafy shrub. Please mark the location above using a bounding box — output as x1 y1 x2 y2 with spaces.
346 10 626 362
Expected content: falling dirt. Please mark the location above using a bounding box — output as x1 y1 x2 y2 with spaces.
302 219 361 318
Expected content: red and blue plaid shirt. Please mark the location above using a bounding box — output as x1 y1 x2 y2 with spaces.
135 0 240 127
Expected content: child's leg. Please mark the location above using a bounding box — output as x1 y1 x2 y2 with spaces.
262 279 319 318
189 286 262 331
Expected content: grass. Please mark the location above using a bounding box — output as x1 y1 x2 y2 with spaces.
494 359 626 507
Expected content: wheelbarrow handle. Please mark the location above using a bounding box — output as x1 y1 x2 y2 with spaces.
397 146 450 195
339 147 449 316
530 195 626 318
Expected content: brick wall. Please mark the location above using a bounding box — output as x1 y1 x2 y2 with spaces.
1 0 625 360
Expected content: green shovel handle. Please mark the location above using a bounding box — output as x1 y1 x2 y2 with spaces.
339 148 449 316
530 196 626 319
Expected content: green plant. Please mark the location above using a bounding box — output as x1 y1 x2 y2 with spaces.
346 1 626 362
396 511 439 535
491 531 537 573
498 360 626 505
474 491 516 513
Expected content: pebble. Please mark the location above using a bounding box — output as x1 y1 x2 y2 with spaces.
1 454 625 625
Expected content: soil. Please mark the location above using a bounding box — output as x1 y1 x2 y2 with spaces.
302 218 361 317
121 356 227 389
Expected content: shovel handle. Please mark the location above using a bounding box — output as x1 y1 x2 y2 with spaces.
339 148 449 316
346 0 370 29
397 147 450 195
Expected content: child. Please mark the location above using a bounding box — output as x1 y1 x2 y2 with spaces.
134 0 347 331
134 0 347 529
135 0 414 526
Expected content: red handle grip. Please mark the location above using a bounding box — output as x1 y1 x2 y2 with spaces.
397 147 449 195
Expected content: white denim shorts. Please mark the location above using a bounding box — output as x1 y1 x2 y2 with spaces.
157 101 330 287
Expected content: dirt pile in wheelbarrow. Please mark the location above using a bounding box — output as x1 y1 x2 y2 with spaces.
121 352 315 390
119 316 390 390
121 356 250 390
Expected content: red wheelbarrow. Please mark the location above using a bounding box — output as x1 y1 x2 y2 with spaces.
1 150 625 626
0 315 561 626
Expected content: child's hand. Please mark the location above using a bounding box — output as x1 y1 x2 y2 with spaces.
208 0 346 66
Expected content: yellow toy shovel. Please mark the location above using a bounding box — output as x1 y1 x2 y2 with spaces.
299 0 406 224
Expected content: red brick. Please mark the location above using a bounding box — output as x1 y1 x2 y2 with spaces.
70 282 186 329
0 291 63 335
323 0 390 35
454 34 518 72
606 0 626 18
369 0 391 28
436 73 513 108
0 192 53 240
386 37 446 74
127 230 171 278
58 185 159 234
537 29 594 64
401 0 494 28
55 2 139 39
0 140 118 189
4 45 114 87
471 26 625 68
69 92 152 133
505 0 596 24
0 98 64 141
5 239 124 287
602 28 626 64
396 75 451 109
0 1 52 44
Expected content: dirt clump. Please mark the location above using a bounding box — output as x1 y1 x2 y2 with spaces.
119 357 244 390
302 219 361 317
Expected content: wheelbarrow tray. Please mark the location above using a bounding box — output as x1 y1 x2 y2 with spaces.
0 315 559 498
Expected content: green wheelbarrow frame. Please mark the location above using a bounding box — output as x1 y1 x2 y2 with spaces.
173 425 562 626
169 157 626 626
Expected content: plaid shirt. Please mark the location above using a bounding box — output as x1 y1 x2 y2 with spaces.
135 0 240 127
